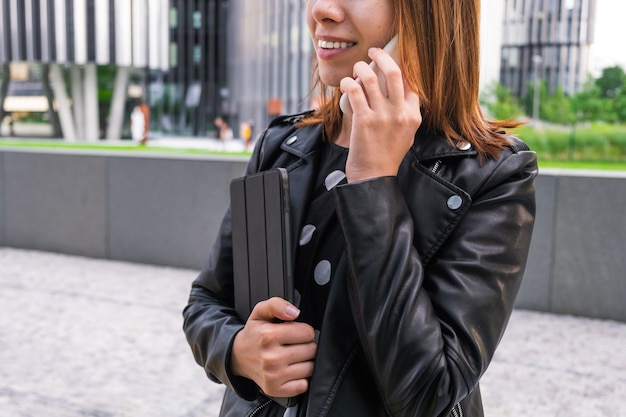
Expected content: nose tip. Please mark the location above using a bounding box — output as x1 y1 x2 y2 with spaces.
309 0 345 23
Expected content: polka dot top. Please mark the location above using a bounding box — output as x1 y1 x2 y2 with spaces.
294 141 349 331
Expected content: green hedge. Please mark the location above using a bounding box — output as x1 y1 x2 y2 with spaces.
512 124 626 162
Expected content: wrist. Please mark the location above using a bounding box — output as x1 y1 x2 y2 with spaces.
229 331 246 378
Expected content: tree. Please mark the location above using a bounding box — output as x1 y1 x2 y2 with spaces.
523 80 548 121
613 88 626 123
572 77 608 122
595 66 626 98
480 82 524 120
541 85 575 124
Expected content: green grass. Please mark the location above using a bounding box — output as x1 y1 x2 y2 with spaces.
512 124 626 169
537 159 626 170
0 139 252 157
3 130 626 172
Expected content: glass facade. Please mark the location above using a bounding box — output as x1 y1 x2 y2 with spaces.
0 0 169 140
500 0 596 97
145 0 314 138
152 0 229 137
229 0 313 137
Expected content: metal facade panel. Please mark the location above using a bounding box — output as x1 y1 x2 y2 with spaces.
53 0 67 63
0 0 7 62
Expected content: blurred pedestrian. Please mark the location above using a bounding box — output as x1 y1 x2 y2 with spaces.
215 116 233 141
241 120 254 150
131 100 150 145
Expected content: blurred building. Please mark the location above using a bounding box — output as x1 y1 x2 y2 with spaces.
480 0 506 92
162 0 229 137
0 0 306 141
0 0 599 141
0 0 170 140
228 0 313 136
0 0 230 140
500 0 596 98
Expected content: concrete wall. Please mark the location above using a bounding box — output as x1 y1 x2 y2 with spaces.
0 149 248 269
517 170 626 322
1 148 625 322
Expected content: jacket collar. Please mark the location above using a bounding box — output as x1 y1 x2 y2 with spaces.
280 123 325 160
278 118 477 164
408 126 478 163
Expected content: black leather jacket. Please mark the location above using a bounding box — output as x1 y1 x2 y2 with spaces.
183 112 537 417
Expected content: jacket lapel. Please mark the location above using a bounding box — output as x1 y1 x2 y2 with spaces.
275 123 325 263
399 130 475 265
397 159 471 265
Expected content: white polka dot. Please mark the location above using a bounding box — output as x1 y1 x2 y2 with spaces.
314 260 332 286
299 224 316 246
324 170 346 191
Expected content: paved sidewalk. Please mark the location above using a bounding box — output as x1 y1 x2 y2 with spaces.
1 248 625 417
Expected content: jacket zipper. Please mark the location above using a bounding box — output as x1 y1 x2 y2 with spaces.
449 402 464 417
249 399 272 417
431 159 443 175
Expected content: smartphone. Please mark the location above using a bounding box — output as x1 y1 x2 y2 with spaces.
339 34 399 116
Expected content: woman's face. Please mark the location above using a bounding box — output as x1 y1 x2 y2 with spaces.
307 0 396 87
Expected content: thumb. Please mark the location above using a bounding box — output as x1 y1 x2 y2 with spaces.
250 297 300 322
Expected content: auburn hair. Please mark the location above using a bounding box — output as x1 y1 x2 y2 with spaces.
300 0 521 158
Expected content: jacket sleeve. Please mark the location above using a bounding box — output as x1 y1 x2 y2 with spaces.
181 113 308 401
181 125 270 401
333 148 537 416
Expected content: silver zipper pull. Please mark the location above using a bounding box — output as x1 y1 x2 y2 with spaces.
431 160 442 175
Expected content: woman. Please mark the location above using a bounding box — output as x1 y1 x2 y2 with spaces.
183 0 537 416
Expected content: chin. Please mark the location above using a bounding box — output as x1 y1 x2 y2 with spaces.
318 71 345 89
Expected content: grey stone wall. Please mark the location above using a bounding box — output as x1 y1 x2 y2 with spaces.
0 149 248 269
0 152 5 246
1 148 624 321
515 170 626 322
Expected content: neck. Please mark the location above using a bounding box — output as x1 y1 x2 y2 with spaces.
333 115 351 148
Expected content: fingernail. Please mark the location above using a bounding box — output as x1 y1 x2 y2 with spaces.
286 305 300 318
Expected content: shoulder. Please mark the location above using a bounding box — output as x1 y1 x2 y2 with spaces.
503 134 531 154
260 111 313 149
247 111 319 173
258 110 314 144
268 110 315 127
466 134 538 198
409 130 537 198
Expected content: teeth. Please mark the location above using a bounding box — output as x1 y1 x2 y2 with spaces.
318 40 354 49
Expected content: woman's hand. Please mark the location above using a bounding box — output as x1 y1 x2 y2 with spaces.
231 297 318 398
340 47 422 183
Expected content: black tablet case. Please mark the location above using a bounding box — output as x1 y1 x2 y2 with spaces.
230 168 294 321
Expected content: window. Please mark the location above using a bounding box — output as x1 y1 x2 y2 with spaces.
170 8 178 29
193 11 202 29
170 42 178 67
193 45 201 63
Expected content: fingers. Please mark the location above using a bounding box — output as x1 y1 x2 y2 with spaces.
250 296 301 322
252 321 317 351
248 297 317 346
231 318 316 372
258 342 317 375
257 344 316 398
340 47 405 115
233 317 318 398
262 360 315 398
342 49 421 182
340 63 370 115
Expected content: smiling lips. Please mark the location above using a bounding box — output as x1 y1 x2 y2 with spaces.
318 40 355 49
